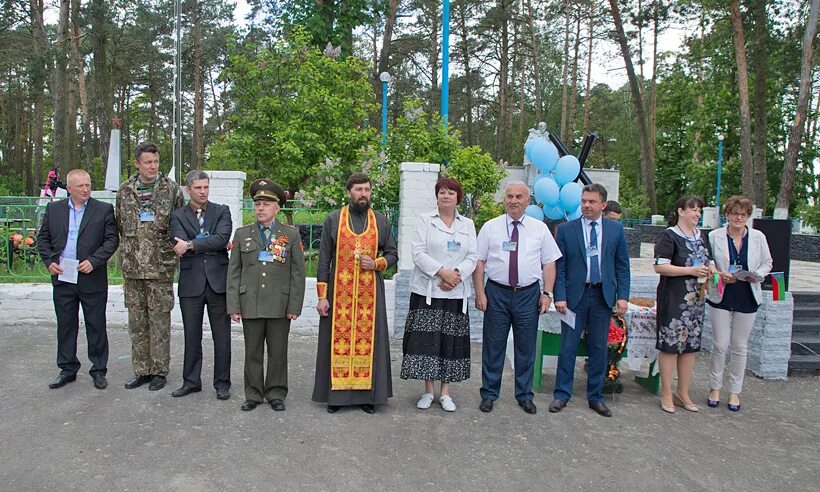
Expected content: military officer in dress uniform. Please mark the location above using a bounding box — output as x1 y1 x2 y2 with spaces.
226 179 306 412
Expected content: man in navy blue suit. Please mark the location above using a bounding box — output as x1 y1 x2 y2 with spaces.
549 183 630 417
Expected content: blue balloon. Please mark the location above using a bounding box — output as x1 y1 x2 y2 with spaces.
566 205 582 220
544 205 566 220
525 204 545 221
554 155 581 185
529 139 559 173
525 139 536 162
558 181 583 211
533 176 560 206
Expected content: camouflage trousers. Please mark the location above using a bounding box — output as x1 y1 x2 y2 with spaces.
124 278 174 376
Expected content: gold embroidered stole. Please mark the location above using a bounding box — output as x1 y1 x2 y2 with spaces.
330 206 378 390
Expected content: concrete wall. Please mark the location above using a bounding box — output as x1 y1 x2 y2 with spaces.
2 279 396 336
584 168 620 202
207 171 246 230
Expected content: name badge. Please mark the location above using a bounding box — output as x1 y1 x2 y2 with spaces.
139 211 156 222
586 246 599 258
502 241 517 252
195 231 210 239
728 264 739 274
447 240 462 252
258 251 275 262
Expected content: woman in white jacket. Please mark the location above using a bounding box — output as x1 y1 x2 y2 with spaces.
707 195 773 412
400 178 478 412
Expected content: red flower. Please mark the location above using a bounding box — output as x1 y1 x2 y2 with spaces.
607 322 625 344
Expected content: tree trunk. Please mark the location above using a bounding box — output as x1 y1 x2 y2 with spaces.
457 2 474 145
54 0 71 173
774 0 819 217
693 6 705 163
609 0 656 213
729 0 755 199
91 0 113 164
560 0 571 140
192 0 204 170
582 7 594 136
376 0 399 87
525 0 542 122
648 0 658 169
567 14 581 150
495 0 509 161
429 4 439 112
751 0 768 211
70 0 93 170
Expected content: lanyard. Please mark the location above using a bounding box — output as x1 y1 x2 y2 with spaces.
582 218 599 247
505 215 523 240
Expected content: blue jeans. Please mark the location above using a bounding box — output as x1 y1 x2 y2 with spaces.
480 282 540 402
553 287 611 404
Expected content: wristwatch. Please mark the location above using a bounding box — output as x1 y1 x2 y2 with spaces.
186 241 193 251
542 291 553 298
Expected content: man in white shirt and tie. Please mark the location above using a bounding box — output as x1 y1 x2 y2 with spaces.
473 181 562 414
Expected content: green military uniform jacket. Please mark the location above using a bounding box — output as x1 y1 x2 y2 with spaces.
116 174 185 281
226 221 306 319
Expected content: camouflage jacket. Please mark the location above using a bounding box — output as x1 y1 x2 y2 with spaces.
116 174 185 280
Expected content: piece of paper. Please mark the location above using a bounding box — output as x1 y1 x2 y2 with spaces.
559 309 577 329
58 257 79 284
733 269 764 283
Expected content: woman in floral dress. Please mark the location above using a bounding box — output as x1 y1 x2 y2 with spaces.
653 196 715 414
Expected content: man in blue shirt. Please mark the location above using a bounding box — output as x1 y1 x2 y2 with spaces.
37 169 119 390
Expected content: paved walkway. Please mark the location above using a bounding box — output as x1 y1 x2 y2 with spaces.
1 324 817 491
633 243 820 292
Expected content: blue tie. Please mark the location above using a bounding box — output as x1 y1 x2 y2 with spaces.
589 221 600 284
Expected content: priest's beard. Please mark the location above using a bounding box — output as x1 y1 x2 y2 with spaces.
349 199 371 214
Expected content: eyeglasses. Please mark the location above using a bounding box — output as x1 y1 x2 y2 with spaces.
728 212 749 218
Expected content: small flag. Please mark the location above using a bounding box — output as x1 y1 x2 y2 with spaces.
717 275 725 296
771 272 786 301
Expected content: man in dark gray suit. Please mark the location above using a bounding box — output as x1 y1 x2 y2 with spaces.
169 170 233 400
37 169 119 390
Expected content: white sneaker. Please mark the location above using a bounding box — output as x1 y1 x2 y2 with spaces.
439 395 456 412
416 392 434 409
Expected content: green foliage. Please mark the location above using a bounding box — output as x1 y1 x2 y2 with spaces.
386 100 461 166
472 193 505 231
798 202 820 231
207 29 378 195
443 145 508 216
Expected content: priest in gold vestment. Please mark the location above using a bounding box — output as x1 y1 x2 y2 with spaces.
312 173 398 414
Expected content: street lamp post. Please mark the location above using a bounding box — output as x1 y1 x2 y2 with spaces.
441 0 450 126
380 72 391 148
716 134 725 212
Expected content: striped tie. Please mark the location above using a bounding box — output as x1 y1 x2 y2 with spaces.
196 208 204 235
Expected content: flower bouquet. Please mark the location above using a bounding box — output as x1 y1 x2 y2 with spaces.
603 314 627 394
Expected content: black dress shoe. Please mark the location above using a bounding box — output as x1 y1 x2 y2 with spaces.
589 401 612 417
92 375 107 390
327 405 340 413
270 399 286 411
216 388 230 400
518 399 537 414
49 373 77 389
361 404 376 414
241 400 260 411
124 375 151 389
148 375 166 391
171 386 201 397
548 399 567 413
479 399 494 412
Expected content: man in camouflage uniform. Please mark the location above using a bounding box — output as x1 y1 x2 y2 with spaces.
117 142 185 391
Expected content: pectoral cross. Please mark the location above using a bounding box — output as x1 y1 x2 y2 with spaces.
354 239 362 264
